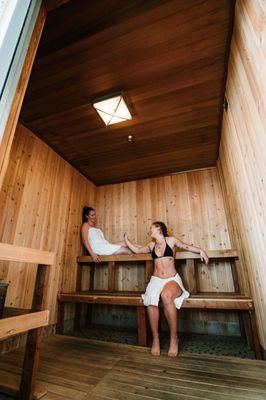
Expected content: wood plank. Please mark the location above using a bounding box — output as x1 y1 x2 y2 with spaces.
0 243 55 265
58 292 254 310
0 311 49 340
108 261 116 292
145 260 153 284
78 249 239 263
186 259 197 294
136 307 147 346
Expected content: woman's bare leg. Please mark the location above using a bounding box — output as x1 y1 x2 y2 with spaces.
113 240 127 246
113 246 132 254
147 305 160 356
112 240 132 254
161 281 182 357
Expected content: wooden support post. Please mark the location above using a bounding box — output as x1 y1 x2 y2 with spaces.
18 264 50 400
238 312 246 339
249 310 262 360
108 261 116 292
231 258 244 294
89 264 95 291
74 262 83 331
137 306 147 346
86 304 93 325
74 303 81 331
76 264 82 292
145 260 153 284
186 259 197 294
56 302 65 334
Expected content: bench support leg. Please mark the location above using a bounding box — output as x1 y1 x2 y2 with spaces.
18 264 50 400
249 310 262 360
137 306 147 346
108 261 116 292
56 302 65 334
86 304 93 325
74 303 81 331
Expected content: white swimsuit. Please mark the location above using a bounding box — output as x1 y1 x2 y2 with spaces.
88 227 121 255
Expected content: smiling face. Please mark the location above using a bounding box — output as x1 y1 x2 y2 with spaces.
86 209 97 224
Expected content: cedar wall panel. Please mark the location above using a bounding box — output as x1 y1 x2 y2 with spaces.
96 168 238 325
0 123 96 324
218 0 266 348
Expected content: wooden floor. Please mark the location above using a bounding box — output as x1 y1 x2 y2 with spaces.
0 334 266 400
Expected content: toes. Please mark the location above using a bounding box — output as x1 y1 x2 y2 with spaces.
168 350 178 357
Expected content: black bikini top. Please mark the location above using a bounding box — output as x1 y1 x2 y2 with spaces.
151 238 174 259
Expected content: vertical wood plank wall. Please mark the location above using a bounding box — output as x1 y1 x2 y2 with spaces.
0 123 96 324
217 0 266 349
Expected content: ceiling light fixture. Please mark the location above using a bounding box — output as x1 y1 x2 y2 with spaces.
93 94 132 126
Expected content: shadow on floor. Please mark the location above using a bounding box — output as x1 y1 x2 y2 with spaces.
71 324 256 359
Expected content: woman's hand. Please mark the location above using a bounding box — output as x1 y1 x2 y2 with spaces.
200 250 209 264
91 252 100 263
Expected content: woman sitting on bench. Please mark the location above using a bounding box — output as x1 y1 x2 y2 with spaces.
125 222 209 357
81 206 132 262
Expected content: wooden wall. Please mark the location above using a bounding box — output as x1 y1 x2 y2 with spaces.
0 123 96 324
218 0 266 349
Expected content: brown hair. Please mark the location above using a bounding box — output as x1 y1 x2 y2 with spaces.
152 221 168 237
82 206 95 223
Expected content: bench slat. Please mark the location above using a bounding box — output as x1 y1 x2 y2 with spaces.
77 249 238 263
58 292 253 310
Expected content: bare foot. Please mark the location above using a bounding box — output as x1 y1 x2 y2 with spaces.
151 336 160 356
168 335 179 357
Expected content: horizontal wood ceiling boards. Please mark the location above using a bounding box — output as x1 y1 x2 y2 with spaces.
20 0 235 185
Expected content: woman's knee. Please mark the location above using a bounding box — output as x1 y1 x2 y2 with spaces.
161 290 174 306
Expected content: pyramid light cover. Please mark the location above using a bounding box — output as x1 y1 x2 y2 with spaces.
93 95 132 126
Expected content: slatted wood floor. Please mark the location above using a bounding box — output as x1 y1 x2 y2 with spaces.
0 334 266 400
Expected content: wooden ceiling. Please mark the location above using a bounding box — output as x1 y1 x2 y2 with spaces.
20 0 235 185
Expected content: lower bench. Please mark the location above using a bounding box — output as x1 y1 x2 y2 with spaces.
57 291 261 359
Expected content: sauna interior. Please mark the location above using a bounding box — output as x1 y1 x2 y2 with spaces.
0 0 265 399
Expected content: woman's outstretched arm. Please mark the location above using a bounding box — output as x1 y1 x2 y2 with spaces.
81 224 101 262
174 237 209 264
124 233 152 254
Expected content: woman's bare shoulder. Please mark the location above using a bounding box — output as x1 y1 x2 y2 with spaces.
81 222 90 232
166 236 176 243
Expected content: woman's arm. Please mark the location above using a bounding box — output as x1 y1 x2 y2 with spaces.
124 233 151 254
81 224 100 262
174 237 209 264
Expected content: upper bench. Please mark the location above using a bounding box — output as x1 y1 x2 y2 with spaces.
76 249 243 294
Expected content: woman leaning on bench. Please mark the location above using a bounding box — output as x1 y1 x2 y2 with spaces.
125 222 209 357
81 206 132 262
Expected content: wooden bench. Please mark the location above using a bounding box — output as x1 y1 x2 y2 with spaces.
0 243 55 400
57 250 262 359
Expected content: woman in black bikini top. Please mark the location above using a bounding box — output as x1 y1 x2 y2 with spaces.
124 221 208 358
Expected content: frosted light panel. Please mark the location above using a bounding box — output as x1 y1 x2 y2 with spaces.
93 95 132 125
